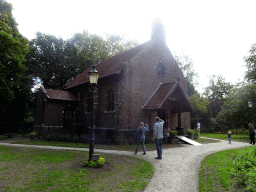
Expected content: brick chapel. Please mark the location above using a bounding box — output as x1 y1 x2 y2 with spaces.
33 21 194 144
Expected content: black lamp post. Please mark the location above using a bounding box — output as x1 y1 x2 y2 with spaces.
248 99 253 123
88 60 99 161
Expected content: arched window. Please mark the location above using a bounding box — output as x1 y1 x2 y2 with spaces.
157 62 166 78
106 89 115 112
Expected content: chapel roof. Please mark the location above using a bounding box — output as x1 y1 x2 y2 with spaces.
64 41 150 90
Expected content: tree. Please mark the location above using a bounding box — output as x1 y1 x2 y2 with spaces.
244 43 256 83
216 83 256 129
174 53 199 96
26 32 80 89
105 33 139 58
26 31 139 90
203 74 234 102
0 0 30 123
189 94 211 131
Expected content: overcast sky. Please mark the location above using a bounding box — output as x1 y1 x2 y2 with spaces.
7 0 256 93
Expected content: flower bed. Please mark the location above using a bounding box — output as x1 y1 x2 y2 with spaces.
83 157 105 168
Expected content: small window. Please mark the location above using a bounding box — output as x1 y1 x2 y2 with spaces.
106 89 115 112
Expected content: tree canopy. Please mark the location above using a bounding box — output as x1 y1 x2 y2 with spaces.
216 83 256 128
213 42 256 130
245 43 256 84
0 0 30 122
203 74 234 102
26 31 139 89
174 53 199 96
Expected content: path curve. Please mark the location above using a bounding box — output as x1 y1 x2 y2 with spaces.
0 138 251 192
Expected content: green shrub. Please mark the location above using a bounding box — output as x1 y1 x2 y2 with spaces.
83 157 105 168
230 128 249 135
231 147 256 191
187 129 195 134
168 130 178 136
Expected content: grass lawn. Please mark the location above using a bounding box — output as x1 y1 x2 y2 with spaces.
199 146 254 192
196 137 221 144
0 134 219 152
0 146 154 192
9 139 183 151
201 133 250 143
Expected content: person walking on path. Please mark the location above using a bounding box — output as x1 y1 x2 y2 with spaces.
197 121 201 133
134 122 149 155
227 131 232 144
248 123 255 145
152 117 164 160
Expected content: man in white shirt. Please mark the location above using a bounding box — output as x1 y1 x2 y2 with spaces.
152 117 165 160
197 121 201 132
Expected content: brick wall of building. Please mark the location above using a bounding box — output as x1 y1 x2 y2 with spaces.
118 41 191 131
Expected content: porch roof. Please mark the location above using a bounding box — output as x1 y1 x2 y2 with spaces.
142 82 194 112
42 87 78 101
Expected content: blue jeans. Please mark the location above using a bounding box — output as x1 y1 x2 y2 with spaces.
135 138 146 154
155 139 163 158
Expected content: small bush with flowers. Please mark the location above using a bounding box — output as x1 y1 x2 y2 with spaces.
29 132 37 136
29 132 37 140
83 157 105 168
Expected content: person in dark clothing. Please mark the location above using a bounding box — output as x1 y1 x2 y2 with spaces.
227 131 232 144
248 123 255 145
134 122 149 155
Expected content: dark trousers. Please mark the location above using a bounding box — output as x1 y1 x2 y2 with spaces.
250 133 255 144
155 139 163 158
135 138 146 154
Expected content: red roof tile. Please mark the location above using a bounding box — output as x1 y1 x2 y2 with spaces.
143 82 194 112
143 82 177 110
64 41 149 90
45 89 78 101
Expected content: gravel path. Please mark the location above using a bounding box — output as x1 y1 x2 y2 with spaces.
0 138 252 192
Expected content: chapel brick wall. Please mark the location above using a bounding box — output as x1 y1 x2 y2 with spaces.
118 41 190 131
43 101 66 126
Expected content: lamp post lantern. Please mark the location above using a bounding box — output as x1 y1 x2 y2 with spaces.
88 60 99 161
248 99 253 123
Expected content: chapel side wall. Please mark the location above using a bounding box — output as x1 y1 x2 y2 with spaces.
97 75 121 128
118 61 133 130
43 101 66 126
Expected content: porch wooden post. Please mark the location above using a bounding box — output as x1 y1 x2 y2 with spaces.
178 111 181 129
